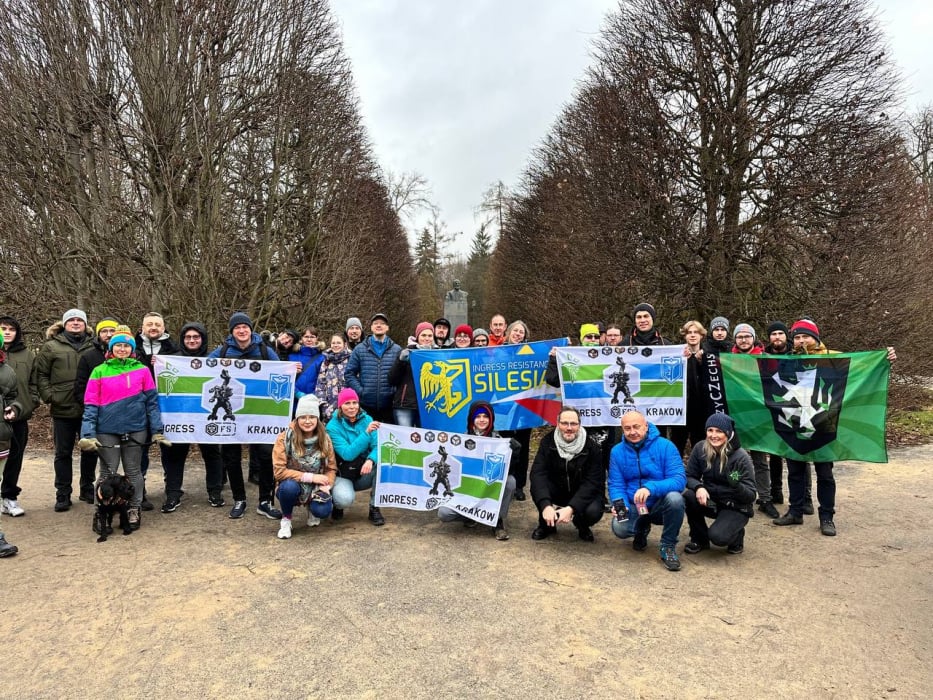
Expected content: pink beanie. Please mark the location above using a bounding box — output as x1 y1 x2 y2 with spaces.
415 321 434 337
337 388 359 408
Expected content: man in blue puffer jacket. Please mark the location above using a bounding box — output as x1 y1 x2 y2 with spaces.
608 410 686 571
343 313 401 423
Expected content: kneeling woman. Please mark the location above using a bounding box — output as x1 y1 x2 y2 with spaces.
683 413 756 555
272 394 336 539
437 401 515 541
325 388 384 526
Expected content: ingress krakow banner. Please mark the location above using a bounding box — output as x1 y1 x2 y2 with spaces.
374 425 511 526
410 339 569 432
720 351 889 463
555 345 687 426
154 356 296 444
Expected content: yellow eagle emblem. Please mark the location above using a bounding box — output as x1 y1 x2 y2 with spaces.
419 359 472 418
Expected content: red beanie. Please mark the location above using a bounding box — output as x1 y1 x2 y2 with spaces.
790 319 820 343
415 322 434 338
454 324 473 340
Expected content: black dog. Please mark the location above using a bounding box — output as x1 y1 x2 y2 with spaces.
94 475 135 543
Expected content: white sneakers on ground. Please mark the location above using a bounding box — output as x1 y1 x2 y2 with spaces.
1 498 25 517
277 517 292 539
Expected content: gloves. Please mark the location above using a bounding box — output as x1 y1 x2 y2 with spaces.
509 438 521 453
152 433 173 447
78 437 102 452
398 348 411 362
299 472 316 484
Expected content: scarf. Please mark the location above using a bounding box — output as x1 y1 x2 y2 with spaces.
556 425 588 461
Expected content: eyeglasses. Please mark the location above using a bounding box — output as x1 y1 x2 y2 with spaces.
584 334 599 340
735 334 754 340
183 334 201 340
303 335 316 339
558 421 580 427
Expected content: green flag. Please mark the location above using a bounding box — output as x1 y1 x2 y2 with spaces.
720 351 889 463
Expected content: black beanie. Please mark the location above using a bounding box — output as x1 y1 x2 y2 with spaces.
766 321 789 336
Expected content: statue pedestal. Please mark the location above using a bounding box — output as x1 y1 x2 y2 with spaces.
444 298 469 329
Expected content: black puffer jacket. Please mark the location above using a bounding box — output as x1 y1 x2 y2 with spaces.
530 429 605 514
685 441 757 516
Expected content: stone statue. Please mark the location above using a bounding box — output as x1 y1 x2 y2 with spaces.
445 280 467 303
443 280 469 328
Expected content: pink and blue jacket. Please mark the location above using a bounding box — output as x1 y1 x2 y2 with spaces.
81 358 163 438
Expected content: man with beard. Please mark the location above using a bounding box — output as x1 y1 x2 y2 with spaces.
344 317 363 350
35 309 97 511
433 318 454 348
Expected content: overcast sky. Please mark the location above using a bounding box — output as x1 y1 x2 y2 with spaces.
330 0 933 256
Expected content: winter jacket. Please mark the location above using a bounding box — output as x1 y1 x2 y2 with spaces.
0 361 18 448
81 358 163 438
325 409 378 472
135 332 181 373
624 328 669 346
290 344 326 397
731 343 764 355
0 317 38 421
175 322 210 358
74 340 108 407
685 441 757 516
34 322 96 418
344 336 401 411
530 429 605 514
208 332 278 360
272 423 338 486
315 348 351 421
608 422 686 509
389 343 432 410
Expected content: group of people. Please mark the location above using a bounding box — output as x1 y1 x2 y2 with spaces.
0 303 893 567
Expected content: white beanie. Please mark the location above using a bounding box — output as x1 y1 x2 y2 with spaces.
62 308 88 326
295 394 321 419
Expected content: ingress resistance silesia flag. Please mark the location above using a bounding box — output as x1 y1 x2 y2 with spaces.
720 351 889 463
555 345 687 426
375 425 512 526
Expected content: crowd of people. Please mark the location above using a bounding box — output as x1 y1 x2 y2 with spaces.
0 304 894 568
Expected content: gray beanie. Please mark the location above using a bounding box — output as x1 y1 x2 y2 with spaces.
733 323 756 340
710 316 730 333
346 317 362 332
472 328 489 341
228 311 253 332
705 413 734 437
295 394 321 419
62 308 88 326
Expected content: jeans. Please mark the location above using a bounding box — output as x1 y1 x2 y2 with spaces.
161 442 224 499
787 459 834 519
393 408 419 428
683 489 748 548
332 472 376 508
97 431 146 508
611 491 685 548
1 420 28 499
439 475 516 524
53 416 99 497
276 479 333 519
750 450 772 504
222 444 274 502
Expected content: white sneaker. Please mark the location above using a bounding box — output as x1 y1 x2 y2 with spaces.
307 512 321 527
277 517 292 539
1 498 24 517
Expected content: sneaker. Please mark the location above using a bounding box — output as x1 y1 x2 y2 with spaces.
229 500 247 519
802 501 815 515
127 507 141 531
758 501 780 519
0 536 18 558
331 507 344 521
463 519 479 529
577 525 595 542
161 497 181 513
368 506 385 526
1 498 25 517
54 495 72 512
307 512 321 527
633 526 650 552
277 517 292 539
727 542 744 554
820 519 837 536
531 524 556 540
773 511 803 526
140 496 155 512
684 541 709 555
494 518 510 541
256 501 282 519
513 489 526 501
660 546 681 571
208 493 225 508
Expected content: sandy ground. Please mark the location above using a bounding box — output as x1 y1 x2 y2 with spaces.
0 445 930 699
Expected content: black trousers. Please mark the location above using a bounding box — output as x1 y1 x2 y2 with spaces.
53 416 98 497
1 419 28 499
161 442 225 499
502 428 531 490
684 488 748 548
221 443 273 502
537 496 604 530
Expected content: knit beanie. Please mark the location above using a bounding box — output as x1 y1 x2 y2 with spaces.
415 321 434 338
337 388 359 408
109 333 136 352
472 328 489 342
95 318 119 335
633 303 656 321
790 319 820 343
295 394 321 419
228 311 253 332
766 321 789 336
454 324 473 340
705 413 734 437
579 323 601 342
710 316 730 333
346 317 362 332
63 308 88 326
434 317 451 331
733 323 756 340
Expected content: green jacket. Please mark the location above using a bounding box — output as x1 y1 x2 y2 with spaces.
0 361 17 448
34 322 96 419
2 318 38 421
